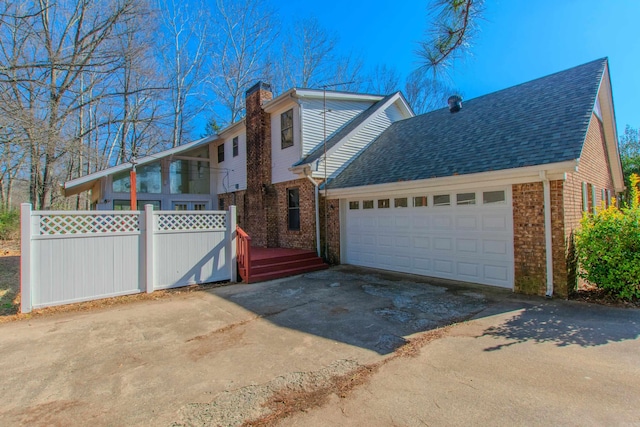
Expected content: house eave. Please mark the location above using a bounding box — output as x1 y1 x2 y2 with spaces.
322 160 579 198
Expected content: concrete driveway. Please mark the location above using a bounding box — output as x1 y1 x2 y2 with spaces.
0 266 638 426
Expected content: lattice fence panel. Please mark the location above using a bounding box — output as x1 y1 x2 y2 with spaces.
156 213 227 231
39 214 140 235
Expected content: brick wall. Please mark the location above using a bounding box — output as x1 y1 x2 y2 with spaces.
271 178 317 250
512 181 571 298
512 114 616 297
320 198 341 264
512 182 547 296
563 113 616 291
218 190 247 229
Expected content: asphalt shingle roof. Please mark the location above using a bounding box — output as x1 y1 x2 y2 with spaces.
294 93 398 166
328 58 607 190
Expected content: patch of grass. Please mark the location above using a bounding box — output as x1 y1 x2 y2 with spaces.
0 247 20 316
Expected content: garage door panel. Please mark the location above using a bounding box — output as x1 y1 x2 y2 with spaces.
394 255 412 268
395 236 411 248
457 261 480 279
411 215 430 229
345 189 513 289
484 264 509 284
483 239 508 255
456 238 478 253
433 215 452 229
433 237 453 251
456 215 479 230
414 236 430 249
412 257 431 272
378 235 393 247
395 215 411 228
482 215 508 231
433 259 454 274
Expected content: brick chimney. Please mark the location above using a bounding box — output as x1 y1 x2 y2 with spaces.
244 82 276 247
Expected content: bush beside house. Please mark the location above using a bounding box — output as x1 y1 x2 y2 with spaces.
575 174 640 300
0 209 19 241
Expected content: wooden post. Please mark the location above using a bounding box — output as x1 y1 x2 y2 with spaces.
130 169 137 210
20 203 32 313
229 205 237 282
145 204 154 293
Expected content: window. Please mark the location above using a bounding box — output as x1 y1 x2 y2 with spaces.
433 194 450 206
583 182 595 213
173 203 188 211
288 188 300 230
169 160 210 194
456 192 476 205
232 137 239 157
483 190 506 204
219 198 225 210
281 109 294 149
112 162 162 194
217 143 225 163
413 196 428 207
378 199 390 208
349 201 360 210
394 197 408 208
194 203 207 211
363 200 374 209
114 200 160 210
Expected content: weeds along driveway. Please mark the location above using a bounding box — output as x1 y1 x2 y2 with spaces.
3 266 636 426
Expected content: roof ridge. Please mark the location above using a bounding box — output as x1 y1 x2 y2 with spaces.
416 57 608 117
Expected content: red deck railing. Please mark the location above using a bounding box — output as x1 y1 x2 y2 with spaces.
236 225 252 283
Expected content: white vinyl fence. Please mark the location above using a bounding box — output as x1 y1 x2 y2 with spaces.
20 204 237 313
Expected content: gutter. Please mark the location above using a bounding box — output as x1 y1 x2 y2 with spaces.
304 168 321 257
540 171 554 298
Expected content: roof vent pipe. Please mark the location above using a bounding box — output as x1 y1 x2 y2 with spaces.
448 95 462 113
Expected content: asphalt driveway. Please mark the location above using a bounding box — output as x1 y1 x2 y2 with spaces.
0 266 638 426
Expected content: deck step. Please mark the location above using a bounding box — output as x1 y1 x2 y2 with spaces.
251 251 318 267
248 262 328 284
251 257 326 275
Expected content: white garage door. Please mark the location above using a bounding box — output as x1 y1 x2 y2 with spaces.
344 188 514 288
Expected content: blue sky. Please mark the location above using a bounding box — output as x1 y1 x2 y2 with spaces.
276 0 640 134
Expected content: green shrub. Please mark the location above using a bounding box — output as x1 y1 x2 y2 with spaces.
575 174 640 300
0 209 20 240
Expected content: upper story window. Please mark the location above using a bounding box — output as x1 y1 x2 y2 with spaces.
112 162 161 194
217 143 225 163
170 160 210 194
232 137 239 157
281 109 294 149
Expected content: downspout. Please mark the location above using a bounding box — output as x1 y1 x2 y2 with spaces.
304 168 321 257
540 171 554 298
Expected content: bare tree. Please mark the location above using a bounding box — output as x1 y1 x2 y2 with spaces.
366 64 402 95
0 0 141 208
157 0 210 147
416 0 483 74
208 0 276 124
404 68 455 114
271 17 365 94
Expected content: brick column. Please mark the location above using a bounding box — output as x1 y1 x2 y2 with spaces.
244 82 273 247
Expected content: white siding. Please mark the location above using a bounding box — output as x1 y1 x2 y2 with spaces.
216 132 247 194
271 102 303 184
320 102 406 180
300 99 374 156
